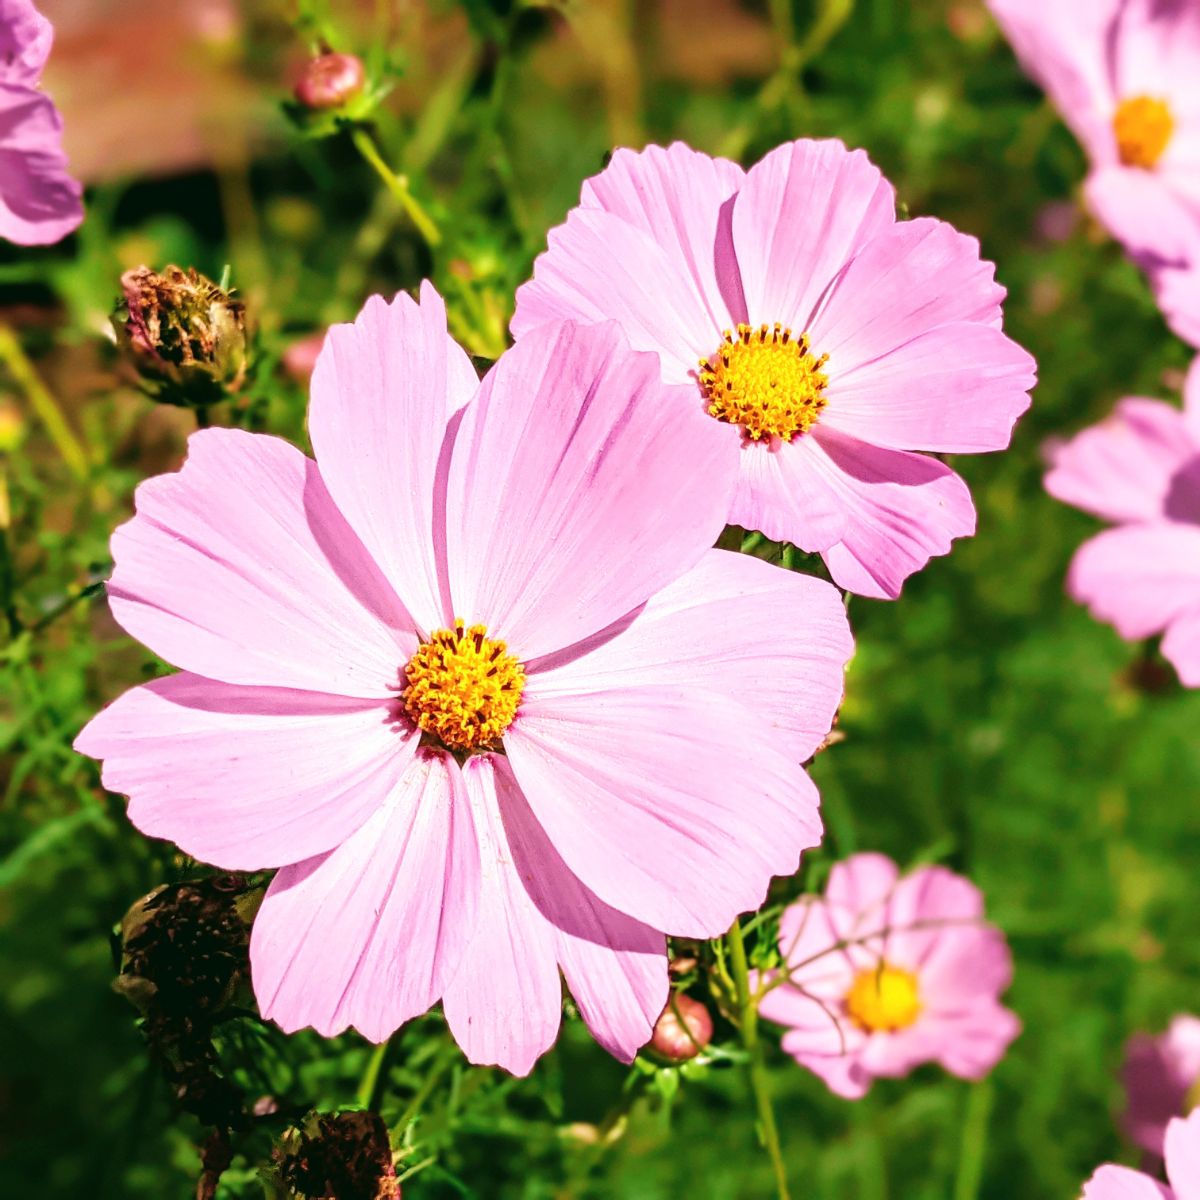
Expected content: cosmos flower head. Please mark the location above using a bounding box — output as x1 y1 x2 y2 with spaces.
754 852 1020 1099
0 0 83 245
1123 1016 1200 1157
1082 1107 1200 1199
986 0 1200 348
1044 358 1200 686
75 283 854 1075
512 138 1035 598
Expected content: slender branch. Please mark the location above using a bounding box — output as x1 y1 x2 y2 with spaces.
0 325 89 481
350 128 442 248
356 1039 391 1110
727 919 791 1200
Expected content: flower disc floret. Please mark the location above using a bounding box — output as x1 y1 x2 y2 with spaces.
1113 95 1174 169
844 964 921 1033
700 323 829 442
402 620 525 752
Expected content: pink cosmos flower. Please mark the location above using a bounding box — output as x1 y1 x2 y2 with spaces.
511 138 1036 598
0 0 82 245
754 852 1020 1099
985 0 1200 347
1044 359 1200 686
1082 1109 1200 1200
74 284 853 1075
1123 1017 1200 1157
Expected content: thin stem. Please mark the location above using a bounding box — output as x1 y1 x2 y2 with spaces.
350 128 442 248
393 1051 454 1136
0 325 89 481
356 1039 391 1110
727 919 791 1200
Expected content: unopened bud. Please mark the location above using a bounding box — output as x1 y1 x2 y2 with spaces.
114 265 249 407
294 53 367 111
650 994 713 1062
272 1111 399 1199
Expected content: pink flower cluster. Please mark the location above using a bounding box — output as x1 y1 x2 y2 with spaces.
0 0 81 245
77 138 1033 1076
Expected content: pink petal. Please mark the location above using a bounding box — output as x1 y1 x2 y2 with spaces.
1082 1166 1173 1200
307 283 478 634
985 0 1121 163
0 0 54 85
1111 0 1200 105
1067 523 1200 640
107 427 414 696
782 1030 874 1100
1085 165 1199 269
528 548 852 763
75 675 415 870
808 218 1007 375
0 84 82 246
1166 1110 1200 1200
251 749 479 1043
823 852 901 920
579 142 746 330
441 756 564 1076
730 138 896 333
511 204 714 382
1162 608 1200 686
506 685 823 936
775 899 863 999
729 436 848 552
806 429 978 599
1122 1019 1200 1157
914 925 1015 1009
820 322 1035 453
1155 265 1200 352
443 320 735 660
1045 399 1200 524
1185 357 1200 436
453 755 667 1068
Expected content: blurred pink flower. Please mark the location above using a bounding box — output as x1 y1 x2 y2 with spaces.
512 139 1035 598
1082 1108 1200 1199
1044 359 1200 686
280 330 327 384
0 0 81 245
1124 1017 1200 1156
754 852 1020 1099
75 284 853 1075
986 0 1200 347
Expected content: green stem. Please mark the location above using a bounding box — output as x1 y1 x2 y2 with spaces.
727 920 791 1200
393 1052 454 1135
0 325 89 481
350 128 442 248
357 1039 391 1110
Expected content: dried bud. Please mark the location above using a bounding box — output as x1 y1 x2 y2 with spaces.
272 1111 399 1199
650 994 714 1062
114 265 249 407
294 53 367 111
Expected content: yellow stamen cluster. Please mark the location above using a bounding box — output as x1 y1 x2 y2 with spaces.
401 621 525 752
699 323 829 443
844 964 922 1033
1113 95 1174 169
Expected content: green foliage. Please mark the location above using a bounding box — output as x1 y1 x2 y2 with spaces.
3 0 1198 1196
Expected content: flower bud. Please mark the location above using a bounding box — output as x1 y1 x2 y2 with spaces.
294 53 367 111
272 1111 399 1199
113 265 249 407
650 994 714 1062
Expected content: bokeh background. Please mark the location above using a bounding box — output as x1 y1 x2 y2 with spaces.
3 0 1199 1196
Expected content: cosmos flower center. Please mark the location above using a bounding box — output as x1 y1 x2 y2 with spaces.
1113 95 1174 169
699 323 829 442
401 620 525 752
844 964 921 1033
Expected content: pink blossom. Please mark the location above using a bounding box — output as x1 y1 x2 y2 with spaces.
75 284 854 1075
1044 359 1200 686
754 852 1020 1099
0 0 82 245
1123 1017 1200 1156
511 138 1035 598
1082 1108 1200 1199
985 0 1200 347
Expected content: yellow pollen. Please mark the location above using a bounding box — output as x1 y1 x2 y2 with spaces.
1113 95 1174 169
699 323 829 442
844 965 922 1034
401 620 525 752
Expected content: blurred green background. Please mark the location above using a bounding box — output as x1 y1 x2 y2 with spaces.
3 0 1199 1196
